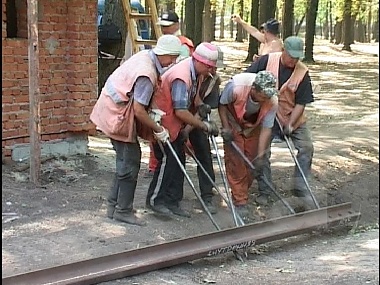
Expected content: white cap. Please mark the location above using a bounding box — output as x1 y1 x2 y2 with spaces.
153 35 182 56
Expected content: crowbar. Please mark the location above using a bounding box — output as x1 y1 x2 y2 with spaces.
230 141 296 215
184 143 245 226
275 116 320 209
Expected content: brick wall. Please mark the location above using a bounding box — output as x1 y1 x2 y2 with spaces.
2 0 98 157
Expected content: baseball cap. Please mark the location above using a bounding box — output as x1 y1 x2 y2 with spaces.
152 35 182 55
284 36 304 59
192 42 218 67
216 46 226 68
157 11 179 27
253 71 278 98
263 18 280 35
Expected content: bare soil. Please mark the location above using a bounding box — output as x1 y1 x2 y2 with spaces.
2 39 379 284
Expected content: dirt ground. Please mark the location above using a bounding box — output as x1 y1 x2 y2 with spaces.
2 39 379 284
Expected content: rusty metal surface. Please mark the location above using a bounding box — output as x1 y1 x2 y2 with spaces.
2 203 360 285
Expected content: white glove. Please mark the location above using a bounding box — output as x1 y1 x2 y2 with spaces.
149 109 166 124
154 127 169 143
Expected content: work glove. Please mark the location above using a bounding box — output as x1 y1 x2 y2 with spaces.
154 127 169 143
197 103 212 120
253 157 265 178
283 124 294 136
179 128 190 144
221 128 234 144
149 109 166 124
203 121 219 137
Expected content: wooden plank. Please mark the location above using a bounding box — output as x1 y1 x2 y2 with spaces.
27 0 41 185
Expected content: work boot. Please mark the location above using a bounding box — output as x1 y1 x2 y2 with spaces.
235 205 253 222
113 211 147 226
150 204 173 216
167 205 191 218
106 205 115 219
255 194 270 206
300 195 316 211
204 199 218 214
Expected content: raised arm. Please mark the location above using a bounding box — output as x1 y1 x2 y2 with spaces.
232 14 265 43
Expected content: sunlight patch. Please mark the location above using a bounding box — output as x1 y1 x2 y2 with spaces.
359 238 379 250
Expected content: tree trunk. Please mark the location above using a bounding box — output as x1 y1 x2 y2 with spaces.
282 0 294 39
304 0 319 62
323 2 329 40
367 0 372 42
185 1 196 41
230 3 235 39
203 0 212 41
180 0 185 35
236 0 244 42
245 0 260 63
194 0 206 45
342 0 352 51
295 14 305 36
220 0 227 38
259 0 277 24
329 0 333 42
211 8 216 41
334 20 342 44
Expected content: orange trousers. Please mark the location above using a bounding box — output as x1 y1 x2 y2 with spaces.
223 128 260 206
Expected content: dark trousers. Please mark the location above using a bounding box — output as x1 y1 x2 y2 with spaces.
108 139 141 213
146 135 185 207
188 128 215 201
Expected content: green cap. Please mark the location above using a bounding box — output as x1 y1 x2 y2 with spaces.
254 71 278 98
284 36 304 59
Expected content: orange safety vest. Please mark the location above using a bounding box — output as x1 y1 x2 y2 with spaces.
152 57 201 141
266 52 308 130
178 35 195 55
226 73 277 134
90 50 159 143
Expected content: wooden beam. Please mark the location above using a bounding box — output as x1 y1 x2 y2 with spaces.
27 0 41 185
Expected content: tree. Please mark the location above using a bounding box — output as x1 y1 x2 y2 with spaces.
245 0 260 62
342 0 353 51
282 0 295 38
304 0 319 62
220 0 227 38
203 0 213 41
185 0 206 46
236 0 245 42
259 0 277 24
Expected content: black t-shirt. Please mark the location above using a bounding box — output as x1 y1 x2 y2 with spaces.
245 54 314 105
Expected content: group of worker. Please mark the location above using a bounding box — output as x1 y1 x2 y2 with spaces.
90 12 316 226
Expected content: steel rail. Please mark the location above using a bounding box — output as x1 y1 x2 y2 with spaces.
3 203 359 285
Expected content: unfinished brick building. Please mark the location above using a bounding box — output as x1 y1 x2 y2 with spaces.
2 0 98 161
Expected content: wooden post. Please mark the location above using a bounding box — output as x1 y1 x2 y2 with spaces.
27 0 41 185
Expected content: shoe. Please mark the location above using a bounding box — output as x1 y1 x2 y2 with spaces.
167 205 191 218
300 196 316 211
255 194 270 206
113 212 147 226
150 204 173 216
235 205 253 222
204 200 217 214
106 205 115 219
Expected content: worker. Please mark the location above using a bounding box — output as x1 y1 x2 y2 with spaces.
145 42 220 218
232 15 283 61
90 35 182 226
218 71 278 219
245 36 315 208
145 11 196 178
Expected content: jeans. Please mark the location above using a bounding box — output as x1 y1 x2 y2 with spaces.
107 139 141 213
267 122 314 197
